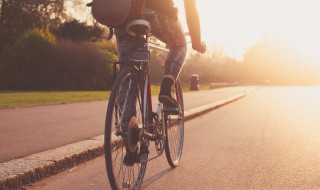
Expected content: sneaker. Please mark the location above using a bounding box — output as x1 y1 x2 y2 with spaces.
123 150 138 167
158 77 179 108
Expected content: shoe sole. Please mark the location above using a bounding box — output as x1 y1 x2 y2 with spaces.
158 95 179 108
123 152 138 167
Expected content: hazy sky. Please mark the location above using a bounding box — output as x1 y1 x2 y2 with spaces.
175 0 320 63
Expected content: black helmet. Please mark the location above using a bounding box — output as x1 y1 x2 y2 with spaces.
91 0 145 28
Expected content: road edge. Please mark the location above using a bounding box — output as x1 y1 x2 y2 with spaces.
0 93 246 190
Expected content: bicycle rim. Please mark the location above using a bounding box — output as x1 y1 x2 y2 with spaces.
164 80 185 168
105 68 147 190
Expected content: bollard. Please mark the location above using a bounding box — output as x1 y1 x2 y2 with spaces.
190 74 199 91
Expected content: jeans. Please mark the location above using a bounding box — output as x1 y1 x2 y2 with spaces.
115 8 187 80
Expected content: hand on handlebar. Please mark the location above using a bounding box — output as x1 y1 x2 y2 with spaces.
192 41 206 53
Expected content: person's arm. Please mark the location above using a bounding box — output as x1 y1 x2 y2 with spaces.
184 0 206 53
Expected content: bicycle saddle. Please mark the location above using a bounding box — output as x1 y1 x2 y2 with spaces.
126 19 151 37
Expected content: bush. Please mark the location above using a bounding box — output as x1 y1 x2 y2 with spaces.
54 20 105 42
93 40 118 61
0 27 56 89
0 27 117 90
149 51 166 84
48 41 114 90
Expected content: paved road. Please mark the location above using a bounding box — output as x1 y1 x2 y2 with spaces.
0 87 253 162
25 87 320 190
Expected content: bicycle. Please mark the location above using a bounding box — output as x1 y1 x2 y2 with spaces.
104 19 185 190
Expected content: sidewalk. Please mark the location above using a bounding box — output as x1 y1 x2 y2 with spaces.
0 86 256 190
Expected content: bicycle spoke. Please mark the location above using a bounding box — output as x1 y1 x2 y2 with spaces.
116 147 124 189
112 148 121 168
131 166 135 188
130 167 133 188
118 78 133 127
132 164 136 188
122 166 126 189
127 167 131 189
105 68 148 190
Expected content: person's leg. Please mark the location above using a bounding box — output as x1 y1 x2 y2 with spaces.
115 28 139 126
115 28 140 165
115 28 140 70
144 9 187 107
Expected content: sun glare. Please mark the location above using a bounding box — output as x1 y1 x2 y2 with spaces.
176 0 320 63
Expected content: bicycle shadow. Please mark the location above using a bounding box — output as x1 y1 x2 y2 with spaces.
140 167 173 189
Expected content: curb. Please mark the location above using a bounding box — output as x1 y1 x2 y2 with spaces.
0 93 246 190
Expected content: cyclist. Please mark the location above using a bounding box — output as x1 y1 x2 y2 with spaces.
116 0 207 108
114 0 206 166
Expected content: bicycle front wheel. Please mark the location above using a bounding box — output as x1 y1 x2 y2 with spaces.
105 67 147 190
164 80 185 168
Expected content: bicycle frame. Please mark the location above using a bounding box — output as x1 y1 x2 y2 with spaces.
112 34 182 163
143 63 153 128
105 19 185 190
124 36 170 162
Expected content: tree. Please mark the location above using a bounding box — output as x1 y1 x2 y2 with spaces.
0 27 116 90
0 27 56 89
54 20 105 42
179 50 241 85
242 36 318 85
0 0 65 49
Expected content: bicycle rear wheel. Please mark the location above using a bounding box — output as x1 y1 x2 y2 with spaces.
164 80 184 168
105 67 147 190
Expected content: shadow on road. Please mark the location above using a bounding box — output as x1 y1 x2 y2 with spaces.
141 167 172 189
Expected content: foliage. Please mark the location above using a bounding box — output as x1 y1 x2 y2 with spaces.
54 20 105 42
0 1 119 91
0 28 56 90
49 41 114 90
242 36 318 85
18 27 56 45
149 51 166 84
179 50 240 85
148 44 242 85
0 28 116 90
93 40 118 61
0 0 64 49
177 37 320 86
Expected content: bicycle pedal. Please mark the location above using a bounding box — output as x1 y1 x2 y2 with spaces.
167 115 182 121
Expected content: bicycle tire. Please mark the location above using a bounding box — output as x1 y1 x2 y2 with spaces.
105 67 148 190
164 80 185 168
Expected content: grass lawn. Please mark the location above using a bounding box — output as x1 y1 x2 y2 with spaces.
0 91 112 108
0 85 210 108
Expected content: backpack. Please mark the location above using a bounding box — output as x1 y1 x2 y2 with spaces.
89 0 146 28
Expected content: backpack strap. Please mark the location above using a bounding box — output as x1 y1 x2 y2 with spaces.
86 2 93 7
107 27 114 40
